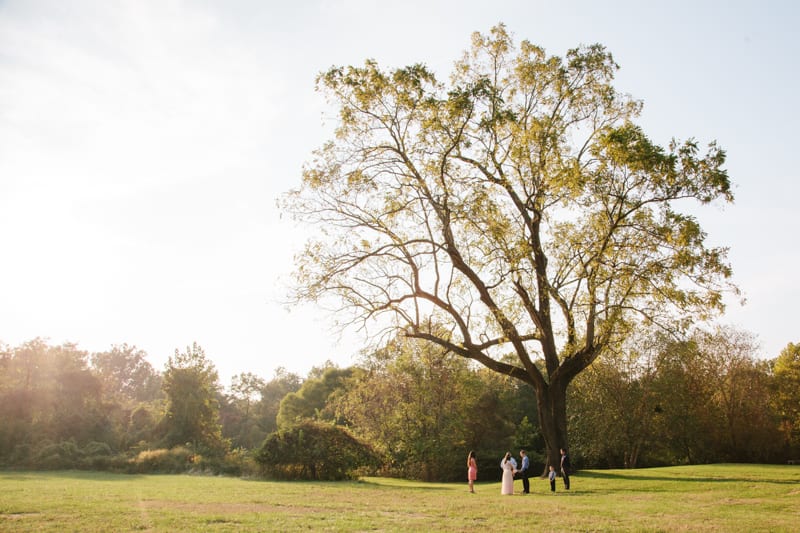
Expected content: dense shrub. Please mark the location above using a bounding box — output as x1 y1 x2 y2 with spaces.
256 420 379 480
218 447 260 477
13 439 118 470
128 446 194 474
34 439 83 469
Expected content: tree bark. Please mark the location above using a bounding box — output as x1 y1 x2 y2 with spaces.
535 379 569 477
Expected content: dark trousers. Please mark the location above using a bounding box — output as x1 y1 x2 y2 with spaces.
550 479 556 492
519 470 529 493
561 468 570 490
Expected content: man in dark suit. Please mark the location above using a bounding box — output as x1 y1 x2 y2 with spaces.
560 448 571 490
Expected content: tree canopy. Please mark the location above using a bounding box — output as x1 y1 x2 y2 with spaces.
284 24 736 467
161 343 227 454
772 342 800 452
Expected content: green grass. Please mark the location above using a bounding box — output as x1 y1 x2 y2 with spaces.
1 464 798 531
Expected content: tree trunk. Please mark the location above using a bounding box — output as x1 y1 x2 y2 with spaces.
534 380 569 477
625 443 640 468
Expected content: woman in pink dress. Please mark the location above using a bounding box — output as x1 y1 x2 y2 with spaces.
467 450 477 493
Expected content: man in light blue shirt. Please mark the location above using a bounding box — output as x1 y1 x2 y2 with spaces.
517 450 530 494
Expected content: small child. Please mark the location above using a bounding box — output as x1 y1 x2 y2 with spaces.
548 465 556 492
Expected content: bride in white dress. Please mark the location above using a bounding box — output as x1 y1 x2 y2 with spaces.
500 452 517 495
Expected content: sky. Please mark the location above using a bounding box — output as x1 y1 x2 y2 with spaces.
1 0 798 386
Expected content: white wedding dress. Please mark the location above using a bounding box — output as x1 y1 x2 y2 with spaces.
501 460 515 495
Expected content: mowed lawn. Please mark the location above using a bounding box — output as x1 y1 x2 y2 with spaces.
1 464 798 532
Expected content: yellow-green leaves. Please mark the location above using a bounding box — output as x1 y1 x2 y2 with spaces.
284 23 736 386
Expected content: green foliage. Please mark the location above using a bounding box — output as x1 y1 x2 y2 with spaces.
160 342 228 456
569 342 663 468
219 372 267 449
253 367 302 436
695 327 782 462
3 330 799 475
514 416 543 464
570 326 784 468
772 342 800 455
220 368 305 451
90 344 162 404
219 447 260 477
34 439 83 469
276 366 358 429
123 404 159 449
256 420 379 480
11 439 117 470
335 337 529 481
0 339 113 461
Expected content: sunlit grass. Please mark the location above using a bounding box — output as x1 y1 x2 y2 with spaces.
1 464 798 531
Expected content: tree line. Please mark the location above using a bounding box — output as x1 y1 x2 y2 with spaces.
0 329 798 480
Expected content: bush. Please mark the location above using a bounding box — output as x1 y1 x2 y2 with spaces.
33 439 83 469
256 420 379 480
219 448 259 477
16 439 124 470
128 446 194 474
83 441 113 457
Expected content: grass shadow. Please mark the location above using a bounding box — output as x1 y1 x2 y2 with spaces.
578 469 799 485
0 469 150 482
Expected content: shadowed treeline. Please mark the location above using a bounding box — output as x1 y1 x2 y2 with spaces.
0 331 798 480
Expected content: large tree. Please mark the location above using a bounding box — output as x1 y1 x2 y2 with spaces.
284 25 735 470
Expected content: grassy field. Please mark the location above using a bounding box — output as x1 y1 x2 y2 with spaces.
1 464 798 531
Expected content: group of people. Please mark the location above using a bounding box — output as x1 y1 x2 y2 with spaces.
467 448 571 495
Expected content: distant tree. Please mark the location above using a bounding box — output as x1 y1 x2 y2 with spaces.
467 365 541 475
772 342 800 458
571 327 681 468
230 372 266 412
0 339 111 464
276 366 359 430
220 372 267 449
284 24 736 470
91 344 162 404
650 337 722 464
643 328 781 465
570 354 659 468
698 327 781 462
0 341 10 383
253 367 302 437
90 344 163 452
47 342 108 445
125 404 159 450
335 336 531 481
0 339 42 460
160 343 228 455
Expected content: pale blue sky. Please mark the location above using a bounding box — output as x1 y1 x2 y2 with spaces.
1 1 797 384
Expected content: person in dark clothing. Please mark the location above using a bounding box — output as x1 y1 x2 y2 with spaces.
560 448 571 490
